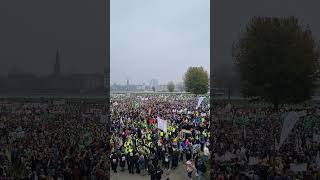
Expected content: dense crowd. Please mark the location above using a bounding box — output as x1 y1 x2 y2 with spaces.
211 102 320 180
110 94 210 180
0 100 109 179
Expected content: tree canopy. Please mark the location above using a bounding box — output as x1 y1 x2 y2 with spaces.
233 16 319 108
184 67 209 95
167 81 175 92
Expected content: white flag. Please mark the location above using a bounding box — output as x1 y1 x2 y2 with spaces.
279 111 299 149
196 97 205 109
157 117 167 133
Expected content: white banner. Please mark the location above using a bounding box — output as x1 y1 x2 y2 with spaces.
290 163 307 172
278 111 299 150
157 117 167 133
17 131 25 139
248 157 260 165
196 97 205 109
313 134 320 143
214 152 236 162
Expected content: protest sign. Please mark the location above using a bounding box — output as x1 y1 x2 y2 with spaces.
157 117 167 133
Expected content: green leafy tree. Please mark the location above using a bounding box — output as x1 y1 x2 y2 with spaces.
167 81 175 92
233 16 319 108
184 67 209 95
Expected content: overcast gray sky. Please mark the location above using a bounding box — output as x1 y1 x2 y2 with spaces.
0 0 105 76
111 0 210 85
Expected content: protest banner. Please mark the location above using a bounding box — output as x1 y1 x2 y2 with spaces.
290 163 307 172
313 134 320 143
157 117 167 133
17 131 25 139
248 157 260 165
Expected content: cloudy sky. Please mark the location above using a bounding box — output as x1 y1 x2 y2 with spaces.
0 0 106 76
111 0 210 85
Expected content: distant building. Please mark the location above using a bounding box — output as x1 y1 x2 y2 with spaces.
149 79 158 89
0 48 105 95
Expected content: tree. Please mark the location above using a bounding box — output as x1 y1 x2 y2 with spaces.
167 81 175 92
233 16 319 108
152 86 155 92
184 67 209 95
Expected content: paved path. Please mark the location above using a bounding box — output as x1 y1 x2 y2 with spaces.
110 162 199 180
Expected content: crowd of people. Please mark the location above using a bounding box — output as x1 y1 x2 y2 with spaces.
210 102 320 179
0 99 110 179
110 94 210 180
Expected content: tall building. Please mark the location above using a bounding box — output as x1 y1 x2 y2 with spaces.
54 48 61 76
127 79 129 91
149 79 158 88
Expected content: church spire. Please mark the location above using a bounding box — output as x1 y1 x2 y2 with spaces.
54 48 61 76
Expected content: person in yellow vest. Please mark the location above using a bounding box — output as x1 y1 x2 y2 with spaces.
160 131 164 137
203 131 208 141
201 117 205 124
195 133 200 142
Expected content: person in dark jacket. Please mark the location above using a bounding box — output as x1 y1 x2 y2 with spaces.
127 153 135 174
110 153 118 173
198 161 207 180
135 152 140 174
151 165 163 180
120 153 126 171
